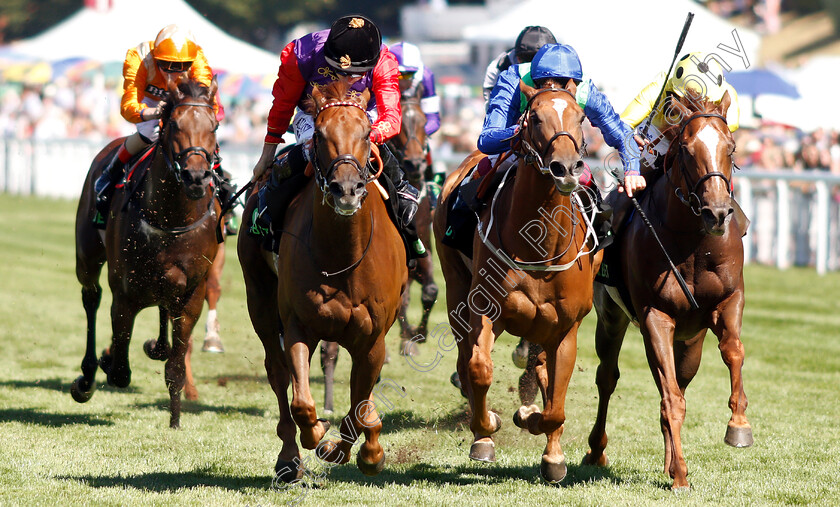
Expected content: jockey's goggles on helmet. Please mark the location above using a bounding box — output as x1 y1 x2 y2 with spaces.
158 60 193 73
399 71 416 80
335 69 365 78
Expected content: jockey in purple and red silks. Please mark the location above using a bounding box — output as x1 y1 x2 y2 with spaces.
251 15 425 258
388 41 446 203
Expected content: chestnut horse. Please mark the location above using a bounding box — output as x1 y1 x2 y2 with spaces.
238 81 407 481
72 78 221 428
434 81 602 483
582 91 751 489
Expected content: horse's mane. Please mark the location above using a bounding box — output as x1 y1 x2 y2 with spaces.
161 79 214 119
302 80 369 116
677 89 721 116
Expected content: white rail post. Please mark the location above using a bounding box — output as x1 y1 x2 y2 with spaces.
776 179 791 269
815 180 829 275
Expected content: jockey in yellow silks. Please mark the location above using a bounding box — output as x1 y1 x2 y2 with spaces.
93 24 223 228
619 52 740 194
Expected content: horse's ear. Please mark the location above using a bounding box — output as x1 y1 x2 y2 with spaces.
311 85 327 111
520 79 537 101
208 75 218 101
360 89 371 107
565 79 578 97
667 93 692 124
717 89 731 117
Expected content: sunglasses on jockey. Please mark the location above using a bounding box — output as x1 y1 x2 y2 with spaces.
334 69 367 79
157 60 193 73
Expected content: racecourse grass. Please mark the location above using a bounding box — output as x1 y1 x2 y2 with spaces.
0 193 838 506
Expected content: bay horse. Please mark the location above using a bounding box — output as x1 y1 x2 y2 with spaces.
389 81 439 354
238 81 407 481
433 81 602 483
582 90 751 489
72 78 221 428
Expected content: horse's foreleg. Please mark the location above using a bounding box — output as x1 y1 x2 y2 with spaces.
144 308 170 361
71 284 102 403
712 294 753 448
518 342 542 406
415 254 438 339
285 319 328 450
105 295 139 390
467 316 502 463
583 285 631 468
166 289 204 429
320 341 339 415
536 324 579 484
642 309 689 490
319 336 387 474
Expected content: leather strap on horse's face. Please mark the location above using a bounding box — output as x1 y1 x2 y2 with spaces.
665 112 732 215
311 100 375 192
162 102 217 183
519 87 585 172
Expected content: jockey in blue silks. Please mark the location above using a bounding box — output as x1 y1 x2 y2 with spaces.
478 43 643 196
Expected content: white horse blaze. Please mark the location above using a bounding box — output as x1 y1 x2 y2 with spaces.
697 125 721 174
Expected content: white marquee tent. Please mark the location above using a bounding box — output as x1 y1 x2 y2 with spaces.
463 0 761 108
0 0 279 75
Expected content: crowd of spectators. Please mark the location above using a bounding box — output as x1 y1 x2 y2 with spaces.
2 70 840 176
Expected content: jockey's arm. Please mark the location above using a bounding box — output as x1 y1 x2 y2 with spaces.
421 68 441 136
369 49 402 144
477 66 522 155
620 71 668 131
120 48 147 124
264 41 306 145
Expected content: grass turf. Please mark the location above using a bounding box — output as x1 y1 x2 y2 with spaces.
0 193 838 506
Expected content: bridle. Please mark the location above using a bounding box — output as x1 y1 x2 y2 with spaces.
161 101 217 184
664 112 732 216
518 87 586 173
310 100 375 196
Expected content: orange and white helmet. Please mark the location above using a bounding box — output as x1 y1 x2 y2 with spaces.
152 24 198 63
666 52 727 102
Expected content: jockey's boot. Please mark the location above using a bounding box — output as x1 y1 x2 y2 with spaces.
380 144 426 260
213 164 238 235
253 144 308 248
92 149 127 229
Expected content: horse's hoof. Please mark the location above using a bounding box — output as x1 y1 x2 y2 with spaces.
356 450 386 476
540 455 567 484
512 345 529 369
106 368 131 389
317 418 331 434
489 411 502 433
469 439 495 462
513 404 540 429
143 339 167 361
400 339 419 357
724 424 754 448
580 451 609 467
70 376 95 403
184 384 199 401
274 456 304 483
99 352 112 375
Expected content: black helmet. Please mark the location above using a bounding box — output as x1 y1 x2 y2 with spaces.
324 15 382 73
514 26 557 63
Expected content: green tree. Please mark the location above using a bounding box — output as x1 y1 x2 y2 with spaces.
0 0 81 44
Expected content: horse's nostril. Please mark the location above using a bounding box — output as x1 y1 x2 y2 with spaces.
550 162 566 178
573 160 584 173
328 182 343 195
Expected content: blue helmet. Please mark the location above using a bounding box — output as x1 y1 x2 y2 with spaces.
530 44 583 82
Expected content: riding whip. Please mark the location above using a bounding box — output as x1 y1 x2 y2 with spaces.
628 12 700 310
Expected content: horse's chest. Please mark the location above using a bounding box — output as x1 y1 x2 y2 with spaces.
115 236 211 294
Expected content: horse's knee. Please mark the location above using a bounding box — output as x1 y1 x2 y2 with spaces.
421 283 438 306
468 354 493 390
595 364 620 394
290 399 316 426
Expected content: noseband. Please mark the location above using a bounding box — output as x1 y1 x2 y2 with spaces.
162 102 216 183
519 88 585 172
666 112 732 215
311 100 375 193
